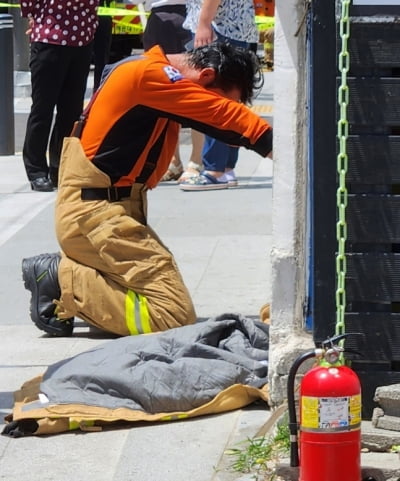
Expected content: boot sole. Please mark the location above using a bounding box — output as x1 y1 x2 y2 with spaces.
22 258 73 337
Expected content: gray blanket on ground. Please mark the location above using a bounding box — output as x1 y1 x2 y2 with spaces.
40 314 269 413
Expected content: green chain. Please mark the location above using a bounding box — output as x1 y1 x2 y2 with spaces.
335 0 351 346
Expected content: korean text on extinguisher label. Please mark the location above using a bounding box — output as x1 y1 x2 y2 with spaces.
301 394 361 432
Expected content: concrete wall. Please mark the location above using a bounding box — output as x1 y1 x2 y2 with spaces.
269 0 314 406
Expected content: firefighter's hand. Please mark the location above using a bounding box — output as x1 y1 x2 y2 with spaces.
1 419 38 437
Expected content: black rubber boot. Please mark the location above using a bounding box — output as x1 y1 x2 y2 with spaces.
22 253 74 337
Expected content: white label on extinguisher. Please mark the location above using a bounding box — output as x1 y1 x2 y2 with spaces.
301 394 361 432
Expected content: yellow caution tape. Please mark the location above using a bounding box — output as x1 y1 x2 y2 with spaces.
0 3 146 15
111 23 143 35
98 6 149 17
255 15 275 31
0 3 273 33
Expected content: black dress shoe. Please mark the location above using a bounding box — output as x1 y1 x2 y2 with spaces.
22 253 74 337
30 177 54 192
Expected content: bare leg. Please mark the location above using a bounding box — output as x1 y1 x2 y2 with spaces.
161 129 184 181
189 129 204 166
170 143 182 168
177 130 205 182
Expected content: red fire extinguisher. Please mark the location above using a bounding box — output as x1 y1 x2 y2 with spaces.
287 334 362 481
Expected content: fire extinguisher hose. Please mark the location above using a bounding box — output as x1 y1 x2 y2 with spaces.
287 349 318 467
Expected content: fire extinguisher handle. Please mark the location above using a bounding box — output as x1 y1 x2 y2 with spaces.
321 333 348 347
320 332 365 349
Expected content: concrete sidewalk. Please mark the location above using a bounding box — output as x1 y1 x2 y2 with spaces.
0 72 274 481
1 70 399 480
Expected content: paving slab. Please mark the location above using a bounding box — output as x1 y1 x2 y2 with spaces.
0 73 274 480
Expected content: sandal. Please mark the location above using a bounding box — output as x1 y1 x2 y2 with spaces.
179 172 229 191
178 170 199 183
161 163 184 182
177 161 204 183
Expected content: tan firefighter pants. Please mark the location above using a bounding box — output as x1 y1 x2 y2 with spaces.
54 137 196 336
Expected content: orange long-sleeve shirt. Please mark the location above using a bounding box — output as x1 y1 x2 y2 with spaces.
80 46 273 188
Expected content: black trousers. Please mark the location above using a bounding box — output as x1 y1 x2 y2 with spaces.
142 5 191 54
23 41 93 182
93 16 112 92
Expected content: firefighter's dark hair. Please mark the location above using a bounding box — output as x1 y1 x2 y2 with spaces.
186 42 264 105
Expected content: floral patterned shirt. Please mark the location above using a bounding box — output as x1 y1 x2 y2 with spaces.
183 0 259 44
20 0 99 47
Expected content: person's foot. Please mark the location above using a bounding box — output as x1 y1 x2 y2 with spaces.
22 253 74 336
177 161 204 183
161 163 184 181
177 169 199 183
218 170 238 187
30 177 55 192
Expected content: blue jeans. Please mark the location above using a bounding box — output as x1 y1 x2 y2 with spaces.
202 33 251 173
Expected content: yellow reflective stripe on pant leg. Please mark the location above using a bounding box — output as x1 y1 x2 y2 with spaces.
125 289 152 335
69 418 95 431
138 293 151 333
